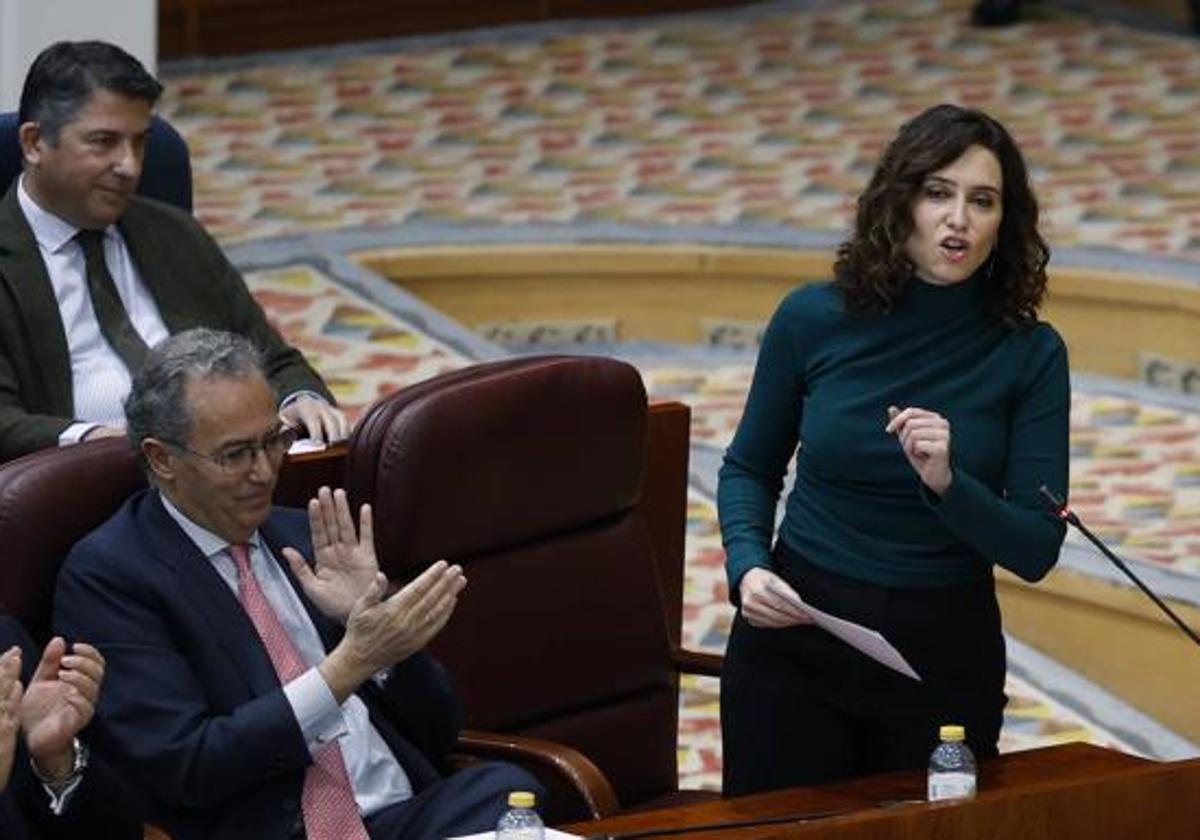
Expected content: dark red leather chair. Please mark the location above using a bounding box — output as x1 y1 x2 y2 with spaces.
345 355 721 823
0 437 343 643
0 437 345 840
0 438 143 642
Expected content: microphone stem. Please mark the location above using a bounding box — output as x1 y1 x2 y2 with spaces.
1064 511 1200 650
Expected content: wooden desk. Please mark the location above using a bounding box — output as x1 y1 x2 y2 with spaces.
563 744 1200 839
274 441 347 508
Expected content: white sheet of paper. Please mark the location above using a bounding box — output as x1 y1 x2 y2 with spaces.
446 829 582 840
768 582 921 681
287 438 328 455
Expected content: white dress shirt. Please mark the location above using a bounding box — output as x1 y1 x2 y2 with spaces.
16 177 330 447
17 176 172 443
160 495 414 816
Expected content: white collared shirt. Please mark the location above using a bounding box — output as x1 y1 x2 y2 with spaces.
159 495 413 815
16 176 170 442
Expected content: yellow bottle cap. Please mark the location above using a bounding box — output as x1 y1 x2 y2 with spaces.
939 724 966 741
508 791 536 808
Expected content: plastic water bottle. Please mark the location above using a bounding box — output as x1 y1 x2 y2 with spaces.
927 724 977 801
496 790 544 840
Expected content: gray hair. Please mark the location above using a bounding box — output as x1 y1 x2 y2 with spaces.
125 328 268 465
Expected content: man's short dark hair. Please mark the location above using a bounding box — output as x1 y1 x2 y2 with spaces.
18 40 163 144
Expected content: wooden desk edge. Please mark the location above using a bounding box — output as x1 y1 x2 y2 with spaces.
560 744 1173 837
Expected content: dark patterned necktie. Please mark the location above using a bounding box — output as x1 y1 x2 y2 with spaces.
75 229 150 373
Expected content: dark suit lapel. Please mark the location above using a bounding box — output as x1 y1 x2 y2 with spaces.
0 182 74 413
138 492 281 697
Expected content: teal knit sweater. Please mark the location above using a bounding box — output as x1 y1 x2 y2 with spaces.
718 273 1070 592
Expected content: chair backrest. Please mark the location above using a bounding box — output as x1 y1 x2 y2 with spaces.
0 111 193 212
0 438 344 642
0 438 144 641
346 355 680 811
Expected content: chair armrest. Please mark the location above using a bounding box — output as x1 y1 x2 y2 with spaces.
673 647 723 678
451 729 621 819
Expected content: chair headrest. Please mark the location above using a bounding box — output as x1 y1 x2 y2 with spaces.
347 356 648 574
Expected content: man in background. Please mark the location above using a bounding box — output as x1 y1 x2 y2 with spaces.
0 40 346 463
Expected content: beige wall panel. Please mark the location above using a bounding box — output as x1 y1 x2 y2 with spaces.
355 244 1199 373
998 568 1200 744
1047 271 1200 377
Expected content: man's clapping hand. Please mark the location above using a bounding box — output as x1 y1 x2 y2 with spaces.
319 561 466 703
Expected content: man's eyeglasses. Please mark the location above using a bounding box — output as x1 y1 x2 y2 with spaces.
165 426 298 473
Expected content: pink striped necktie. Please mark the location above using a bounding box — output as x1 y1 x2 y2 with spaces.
228 543 371 840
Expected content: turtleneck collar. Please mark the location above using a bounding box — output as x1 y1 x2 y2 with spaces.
900 263 989 318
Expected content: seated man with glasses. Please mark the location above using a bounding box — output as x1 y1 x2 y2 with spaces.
158 422 298 474
53 328 537 840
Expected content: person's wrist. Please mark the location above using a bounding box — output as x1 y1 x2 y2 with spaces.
319 644 373 703
30 737 86 787
923 464 953 498
737 573 751 605
739 566 766 593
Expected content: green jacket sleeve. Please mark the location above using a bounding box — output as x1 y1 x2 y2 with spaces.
926 324 1070 581
717 292 806 599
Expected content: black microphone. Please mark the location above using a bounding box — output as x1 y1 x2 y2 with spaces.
1039 485 1200 651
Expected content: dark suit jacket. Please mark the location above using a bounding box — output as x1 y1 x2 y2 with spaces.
0 615 142 840
54 491 459 840
0 182 333 462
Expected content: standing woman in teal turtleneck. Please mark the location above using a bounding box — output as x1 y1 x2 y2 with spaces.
718 104 1070 794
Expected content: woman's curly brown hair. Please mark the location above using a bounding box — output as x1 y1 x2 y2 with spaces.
833 104 1050 327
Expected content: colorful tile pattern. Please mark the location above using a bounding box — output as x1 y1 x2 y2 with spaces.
245 263 473 419
165 0 1200 260
1070 395 1200 572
